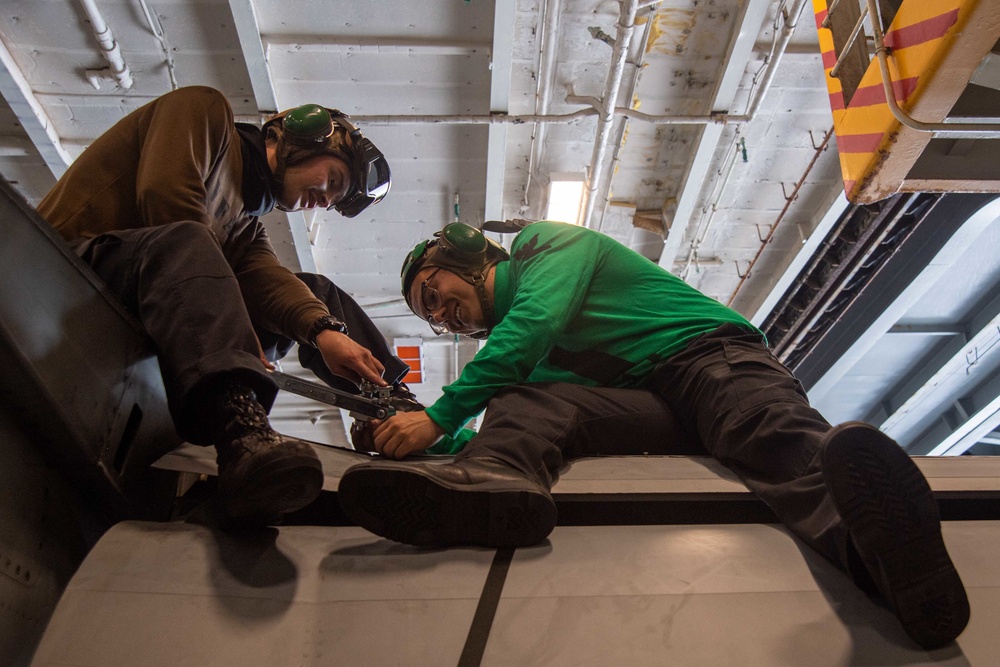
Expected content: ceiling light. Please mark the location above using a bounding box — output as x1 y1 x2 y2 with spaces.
546 173 587 225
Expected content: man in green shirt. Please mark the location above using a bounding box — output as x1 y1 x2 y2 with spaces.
337 221 969 650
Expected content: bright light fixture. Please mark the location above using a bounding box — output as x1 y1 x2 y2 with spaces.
546 173 586 225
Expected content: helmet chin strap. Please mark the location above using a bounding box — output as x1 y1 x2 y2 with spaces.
456 269 494 340
269 135 289 195
467 272 496 340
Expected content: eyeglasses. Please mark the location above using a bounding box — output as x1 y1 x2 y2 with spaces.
419 269 449 335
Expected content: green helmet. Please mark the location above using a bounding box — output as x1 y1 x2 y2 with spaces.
263 104 391 217
401 223 510 339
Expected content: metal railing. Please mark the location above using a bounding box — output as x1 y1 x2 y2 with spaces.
824 0 1000 138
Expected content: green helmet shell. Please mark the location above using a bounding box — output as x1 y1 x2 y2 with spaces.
282 104 335 144
401 223 509 301
401 224 509 338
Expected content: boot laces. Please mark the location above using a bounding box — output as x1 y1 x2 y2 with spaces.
217 386 280 463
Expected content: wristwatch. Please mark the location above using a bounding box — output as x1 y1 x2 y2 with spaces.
307 315 347 347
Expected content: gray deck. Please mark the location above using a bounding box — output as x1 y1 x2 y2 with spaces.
31 520 1000 666
154 441 1000 496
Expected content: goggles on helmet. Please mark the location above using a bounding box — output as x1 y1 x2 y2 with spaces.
266 105 391 217
400 224 510 339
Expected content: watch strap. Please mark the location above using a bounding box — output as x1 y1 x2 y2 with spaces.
308 315 347 347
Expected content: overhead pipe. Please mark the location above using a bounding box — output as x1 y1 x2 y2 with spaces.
264 36 491 56
79 0 134 89
581 0 640 229
678 132 745 281
137 0 178 90
828 0 870 79
737 0 811 123
596 8 657 235
675 0 811 278
347 109 598 125
350 106 752 126
341 0 808 130
521 0 563 214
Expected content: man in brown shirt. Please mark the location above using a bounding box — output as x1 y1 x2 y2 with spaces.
38 86 397 527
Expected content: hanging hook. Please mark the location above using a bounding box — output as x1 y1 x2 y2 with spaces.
807 129 830 151
780 181 797 202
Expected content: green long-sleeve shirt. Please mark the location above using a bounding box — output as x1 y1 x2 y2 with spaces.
424 221 761 437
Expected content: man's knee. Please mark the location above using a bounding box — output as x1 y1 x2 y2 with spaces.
153 220 218 244
140 221 232 274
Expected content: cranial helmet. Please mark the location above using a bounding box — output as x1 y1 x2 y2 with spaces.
263 104 391 217
400 223 510 339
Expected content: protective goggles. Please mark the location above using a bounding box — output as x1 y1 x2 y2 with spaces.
272 105 391 217
334 124 392 218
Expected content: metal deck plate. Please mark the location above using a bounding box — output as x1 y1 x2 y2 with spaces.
31 520 1000 666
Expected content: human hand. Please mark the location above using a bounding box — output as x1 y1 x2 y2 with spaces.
255 336 275 370
373 411 445 459
315 329 387 386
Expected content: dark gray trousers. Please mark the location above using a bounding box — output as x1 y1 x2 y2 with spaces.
457 323 854 577
71 221 408 444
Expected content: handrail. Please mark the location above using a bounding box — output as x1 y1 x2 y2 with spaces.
864 0 1000 138
820 0 845 28
829 2 869 79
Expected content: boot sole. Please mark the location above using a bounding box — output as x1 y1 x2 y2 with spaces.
823 422 970 649
219 450 324 527
338 463 557 548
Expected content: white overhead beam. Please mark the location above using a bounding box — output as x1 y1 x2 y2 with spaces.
227 0 278 113
658 0 784 271
807 197 1000 405
485 0 517 222
881 309 1000 442
0 39 72 178
927 397 1000 456
286 210 317 273
227 1 322 272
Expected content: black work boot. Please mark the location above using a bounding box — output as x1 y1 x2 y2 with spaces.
212 384 324 528
350 383 424 453
337 457 557 548
822 422 970 649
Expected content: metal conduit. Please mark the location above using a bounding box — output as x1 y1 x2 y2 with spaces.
348 109 598 125
581 0 640 229
739 0 811 122
347 0 807 132
598 14 657 235
78 0 133 89
349 107 756 127
137 0 178 90
726 126 835 306
679 133 745 281
676 0 811 280
521 0 562 214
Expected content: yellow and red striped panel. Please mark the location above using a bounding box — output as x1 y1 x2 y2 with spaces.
814 0 969 202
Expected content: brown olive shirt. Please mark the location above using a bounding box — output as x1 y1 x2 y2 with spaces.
37 86 329 345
